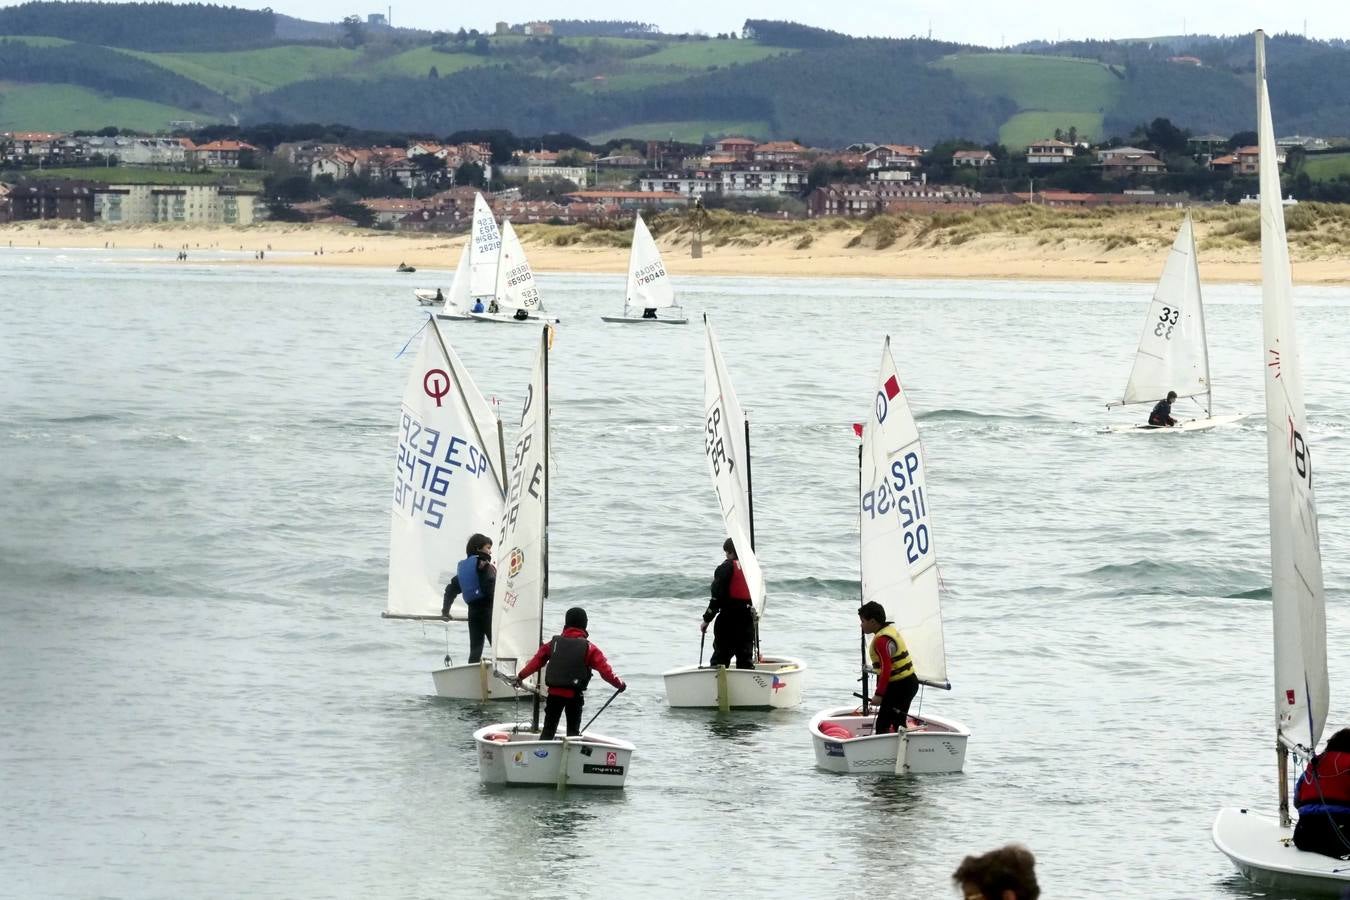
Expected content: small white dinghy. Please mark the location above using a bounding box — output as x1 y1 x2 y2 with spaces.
808 337 969 775
381 316 526 700
414 289 445 307
1104 211 1246 433
599 213 688 325
662 316 805 709
475 327 635 787
468 219 561 325
1213 32 1347 894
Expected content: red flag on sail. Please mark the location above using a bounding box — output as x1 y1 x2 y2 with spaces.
852 423 863 437
884 375 901 400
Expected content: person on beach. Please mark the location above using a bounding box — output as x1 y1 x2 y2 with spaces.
1293 728 1350 858
952 844 1040 900
1148 391 1178 427
441 533 496 663
513 607 626 740
642 308 657 319
701 538 757 669
859 600 920 734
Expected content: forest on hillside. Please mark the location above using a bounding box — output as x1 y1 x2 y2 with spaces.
0 1 275 51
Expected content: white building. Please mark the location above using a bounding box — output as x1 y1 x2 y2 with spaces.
1026 139 1075 165
496 163 589 185
95 184 260 224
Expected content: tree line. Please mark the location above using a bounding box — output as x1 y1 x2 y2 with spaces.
0 1 276 51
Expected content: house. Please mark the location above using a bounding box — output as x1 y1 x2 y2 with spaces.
0 183 12 223
637 172 720 199
1277 135 1330 152
562 190 686 210
80 136 194 168
1099 152 1165 177
7 180 97 220
3 132 86 166
596 153 645 168
1026 139 1075 164
752 141 807 164
362 197 429 226
523 21 553 35
311 150 359 180
711 137 757 161
514 149 560 166
94 184 260 224
953 150 996 167
864 144 924 170
869 169 913 183
191 140 258 169
1233 145 1286 175
720 165 809 197
1096 146 1155 163
496 163 588 186
1209 153 1237 172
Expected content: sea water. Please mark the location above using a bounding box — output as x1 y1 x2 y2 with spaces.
3 248 1350 899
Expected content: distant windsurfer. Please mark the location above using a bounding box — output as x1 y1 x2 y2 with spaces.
700 538 756 669
859 601 920 734
1148 391 1178 427
442 533 496 663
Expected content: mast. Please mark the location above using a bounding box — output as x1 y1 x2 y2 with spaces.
531 324 549 733
1188 213 1214 418
744 414 760 658
858 441 870 716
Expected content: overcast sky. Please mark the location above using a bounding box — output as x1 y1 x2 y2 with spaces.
190 1 1347 46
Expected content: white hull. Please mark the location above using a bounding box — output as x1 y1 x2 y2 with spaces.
808 705 969 775
474 722 634 788
662 657 805 708
435 310 471 321
468 311 561 325
600 315 688 325
431 660 529 701
1213 807 1350 895
413 289 443 306
1104 412 1249 434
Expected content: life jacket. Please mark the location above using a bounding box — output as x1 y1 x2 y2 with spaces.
456 555 486 604
545 635 592 691
728 560 752 602
1297 751 1350 809
868 623 915 684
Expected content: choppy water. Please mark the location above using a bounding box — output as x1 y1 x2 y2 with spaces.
4 247 1350 899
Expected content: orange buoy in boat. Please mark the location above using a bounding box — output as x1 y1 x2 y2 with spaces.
819 722 853 740
486 733 510 743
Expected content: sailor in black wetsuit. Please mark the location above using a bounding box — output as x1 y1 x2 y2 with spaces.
1148 391 1178 427
701 538 757 669
441 533 496 662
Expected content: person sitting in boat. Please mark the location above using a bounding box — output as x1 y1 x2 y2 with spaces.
513 307 530 321
700 538 757 669
513 607 626 740
642 308 657 319
434 288 444 303
472 298 485 314
1148 391 1178 427
488 299 499 314
859 600 920 734
1293 728 1350 858
952 844 1040 900
441 533 496 663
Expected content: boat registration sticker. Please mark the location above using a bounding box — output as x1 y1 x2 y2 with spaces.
823 741 845 758
582 764 624 776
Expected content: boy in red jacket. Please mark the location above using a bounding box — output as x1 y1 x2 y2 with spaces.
514 607 626 740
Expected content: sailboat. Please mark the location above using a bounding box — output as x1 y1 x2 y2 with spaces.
381 316 524 700
473 327 635 787
1105 212 1246 433
468 219 561 325
1212 31 1342 892
414 192 499 318
600 213 688 325
661 316 805 709
808 337 970 775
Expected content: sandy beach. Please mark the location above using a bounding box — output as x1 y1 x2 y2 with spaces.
2 213 1348 284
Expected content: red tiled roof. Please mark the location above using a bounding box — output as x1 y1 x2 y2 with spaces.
194 140 258 152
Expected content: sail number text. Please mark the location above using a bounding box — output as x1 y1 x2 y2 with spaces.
861 450 931 565
1154 305 1181 340
502 432 543 534
395 411 491 528
706 406 734 476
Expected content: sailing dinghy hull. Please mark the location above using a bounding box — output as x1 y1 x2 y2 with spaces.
474 723 634 788
431 660 530 701
662 657 805 708
600 315 688 325
468 312 561 325
1103 413 1249 434
809 705 969 775
1213 808 1350 895
413 289 444 307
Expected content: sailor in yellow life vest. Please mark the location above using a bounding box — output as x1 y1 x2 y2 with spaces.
859 600 920 734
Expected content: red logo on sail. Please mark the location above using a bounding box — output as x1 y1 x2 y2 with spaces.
884 375 901 399
852 423 863 438
423 369 451 406
1287 689 1297 705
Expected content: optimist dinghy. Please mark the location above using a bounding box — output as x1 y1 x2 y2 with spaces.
473 327 634 787
467 219 561 325
1212 32 1348 893
600 213 687 324
808 337 969 775
381 317 525 700
661 316 805 709
1104 212 1245 433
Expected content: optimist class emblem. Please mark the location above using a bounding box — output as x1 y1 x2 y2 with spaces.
507 548 525 578
875 374 900 424
423 369 451 407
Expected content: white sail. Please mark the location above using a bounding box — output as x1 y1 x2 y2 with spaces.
1257 31 1328 755
859 338 949 688
1120 213 1212 410
624 213 676 313
447 237 472 310
490 329 549 677
492 219 544 314
703 317 766 616
386 318 505 618
469 193 501 299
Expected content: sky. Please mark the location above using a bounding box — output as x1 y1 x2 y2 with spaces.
187 0 1348 46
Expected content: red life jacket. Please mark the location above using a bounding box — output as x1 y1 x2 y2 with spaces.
1296 751 1350 808
729 560 752 602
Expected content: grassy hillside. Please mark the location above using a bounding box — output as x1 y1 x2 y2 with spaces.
0 82 214 131
626 41 793 68
1304 153 1350 181
122 46 360 101
586 119 771 143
